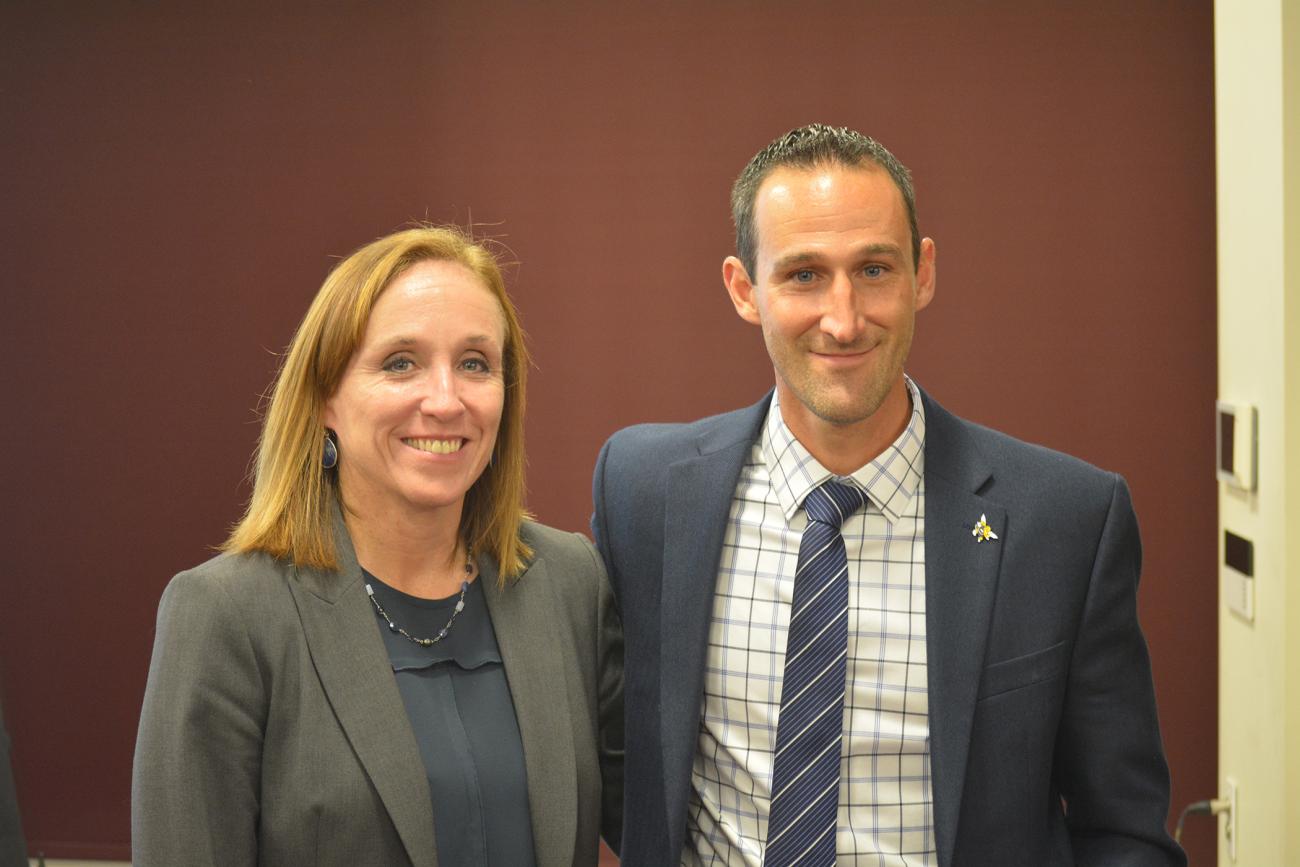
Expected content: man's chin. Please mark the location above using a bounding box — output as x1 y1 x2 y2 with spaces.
804 391 888 427
776 370 894 429
811 406 879 427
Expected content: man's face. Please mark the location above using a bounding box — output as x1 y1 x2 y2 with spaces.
724 164 935 442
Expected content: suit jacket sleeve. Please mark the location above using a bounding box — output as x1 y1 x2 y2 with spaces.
132 568 265 867
590 439 613 585
590 437 630 857
587 532 625 853
1058 476 1184 866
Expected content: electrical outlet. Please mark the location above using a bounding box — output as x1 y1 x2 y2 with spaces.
1224 776 1238 862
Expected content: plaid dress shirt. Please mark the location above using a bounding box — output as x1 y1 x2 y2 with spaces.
684 378 936 866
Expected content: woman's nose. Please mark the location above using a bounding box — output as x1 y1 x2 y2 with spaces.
420 366 464 418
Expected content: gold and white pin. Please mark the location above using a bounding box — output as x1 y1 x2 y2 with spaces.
972 514 999 543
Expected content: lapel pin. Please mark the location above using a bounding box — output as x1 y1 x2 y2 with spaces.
972 514 999 543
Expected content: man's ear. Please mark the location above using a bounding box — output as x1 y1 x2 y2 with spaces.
914 237 936 311
723 256 762 325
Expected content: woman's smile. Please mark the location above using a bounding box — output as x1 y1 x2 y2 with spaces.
402 437 467 455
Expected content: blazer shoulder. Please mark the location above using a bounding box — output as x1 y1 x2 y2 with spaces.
928 396 1124 511
519 522 607 593
173 547 294 592
599 396 769 470
971 417 1114 479
521 521 600 567
156 549 304 649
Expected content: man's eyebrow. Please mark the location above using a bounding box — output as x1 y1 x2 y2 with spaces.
769 251 820 273
856 242 905 259
769 243 905 274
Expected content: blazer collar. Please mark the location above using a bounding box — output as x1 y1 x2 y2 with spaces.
918 389 1006 867
480 537 578 867
660 393 771 856
293 508 578 867
290 506 439 867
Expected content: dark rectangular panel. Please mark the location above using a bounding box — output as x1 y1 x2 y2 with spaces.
1219 409 1235 474
1224 530 1253 577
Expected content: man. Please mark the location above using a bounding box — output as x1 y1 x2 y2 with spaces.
591 124 1183 866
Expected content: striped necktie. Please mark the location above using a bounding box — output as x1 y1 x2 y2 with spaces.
765 478 866 866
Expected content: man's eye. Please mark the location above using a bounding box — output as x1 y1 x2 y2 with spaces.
793 269 816 283
864 264 884 278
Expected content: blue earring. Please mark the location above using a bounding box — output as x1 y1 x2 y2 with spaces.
322 431 339 469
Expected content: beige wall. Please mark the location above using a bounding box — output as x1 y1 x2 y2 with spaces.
1285 0 1300 852
1215 0 1300 863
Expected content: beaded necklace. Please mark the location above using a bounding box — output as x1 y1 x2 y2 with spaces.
364 550 474 647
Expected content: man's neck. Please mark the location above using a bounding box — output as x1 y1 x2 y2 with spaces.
777 377 913 476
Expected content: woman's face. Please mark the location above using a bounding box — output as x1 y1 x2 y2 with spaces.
323 259 506 524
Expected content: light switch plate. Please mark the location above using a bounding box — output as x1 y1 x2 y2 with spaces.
1216 402 1257 491
1224 568 1254 623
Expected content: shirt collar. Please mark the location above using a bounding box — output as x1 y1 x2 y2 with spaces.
761 376 927 524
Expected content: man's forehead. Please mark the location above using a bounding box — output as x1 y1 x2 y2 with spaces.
755 162 897 209
753 165 906 241
747 162 914 278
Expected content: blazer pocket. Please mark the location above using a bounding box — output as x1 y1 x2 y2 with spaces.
976 640 1068 701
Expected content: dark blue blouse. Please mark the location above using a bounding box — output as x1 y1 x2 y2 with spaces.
364 569 537 867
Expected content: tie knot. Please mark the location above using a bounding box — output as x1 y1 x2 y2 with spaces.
803 479 867 529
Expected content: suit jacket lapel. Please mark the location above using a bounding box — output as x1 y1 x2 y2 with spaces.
921 393 1006 867
660 396 769 857
480 551 578 867
290 510 438 867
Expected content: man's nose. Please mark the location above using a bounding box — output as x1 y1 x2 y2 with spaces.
420 366 464 419
820 273 864 344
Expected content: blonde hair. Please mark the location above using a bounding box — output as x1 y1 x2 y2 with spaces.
224 225 533 579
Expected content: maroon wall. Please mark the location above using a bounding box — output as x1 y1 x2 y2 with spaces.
1 2 1217 862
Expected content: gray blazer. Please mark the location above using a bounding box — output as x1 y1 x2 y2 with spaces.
593 388 1183 866
132 515 623 867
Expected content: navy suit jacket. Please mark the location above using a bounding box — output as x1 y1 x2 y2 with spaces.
591 388 1184 866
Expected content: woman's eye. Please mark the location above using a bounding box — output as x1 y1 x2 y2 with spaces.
461 357 492 374
383 357 414 373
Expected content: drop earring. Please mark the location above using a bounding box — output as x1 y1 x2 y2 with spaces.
322 430 339 469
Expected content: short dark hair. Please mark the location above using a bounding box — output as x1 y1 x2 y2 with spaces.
730 124 920 277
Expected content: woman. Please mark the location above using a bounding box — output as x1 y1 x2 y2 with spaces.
132 226 623 867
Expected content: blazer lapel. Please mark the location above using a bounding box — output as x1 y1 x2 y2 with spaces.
480 553 578 867
660 396 769 858
921 393 1006 867
290 512 438 867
